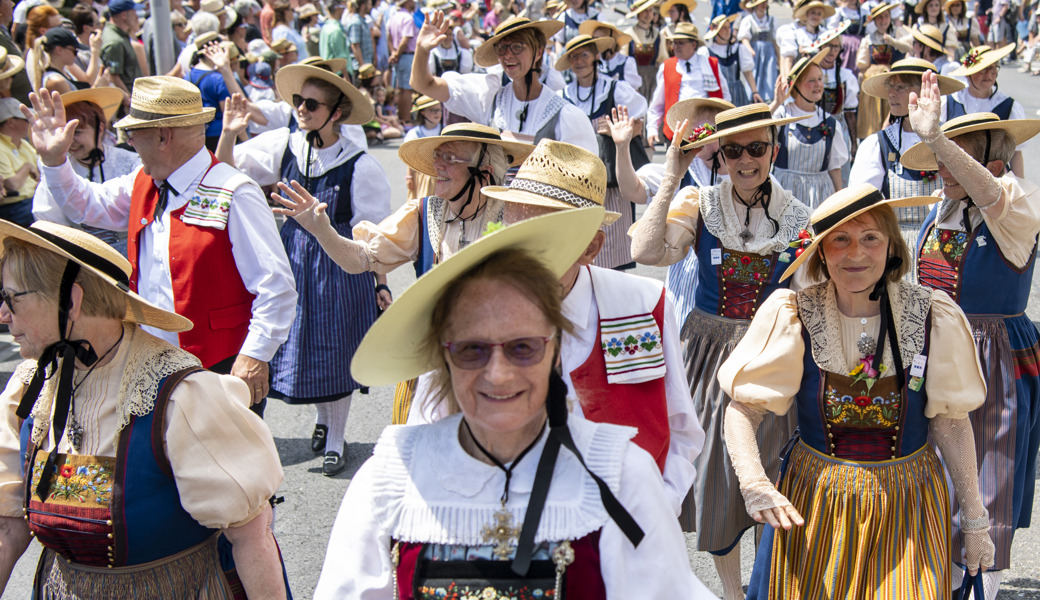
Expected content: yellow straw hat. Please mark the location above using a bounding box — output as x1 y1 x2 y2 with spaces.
578 20 632 48
861 57 964 98
787 48 828 85
664 22 703 44
357 63 380 79
900 113 1040 171
809 19 852 50
269 38 296 55
114 76 215 130
554 34 615 71
397 122 534 176
350 207 606 387
625 0 662 18
0 47 24 81
866 2 898 20
684 103 811 150
275 64 374 125
665 97 734 151
0 221 192 332
60 87 125 122
950 43 1015 76
909 23 948 54
297 3 320 18
703 13 739 41
914 0 941 14
410 94 441 114
482 139 620 224
779 184 935 281
659 0 698 15
794 0 836 20
299 55 349 75
473 17 564 67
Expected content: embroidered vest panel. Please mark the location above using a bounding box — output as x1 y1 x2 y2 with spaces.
629 38 659 66
694 219 789 320
868 43 903 65
569 292 670 472
396 531 605 600
127 157 256 367
822 82 845 115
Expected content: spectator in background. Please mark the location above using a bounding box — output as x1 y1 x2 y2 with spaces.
343 0 374 75
321 0 353 77
188 33 237 150
387 0 417 124
68 4 100 72
271 37 298 66
0 0 30 104
272 0 309 59
0 46 26 100
234 0 264 43
32 26 101 94
100 0 143 98
259 0 275 43
0 97 36 226
23 4 59 88
174 10 220 76
299 3 321 58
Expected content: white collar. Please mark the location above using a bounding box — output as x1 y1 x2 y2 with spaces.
162 147 211 193
562 266 595 333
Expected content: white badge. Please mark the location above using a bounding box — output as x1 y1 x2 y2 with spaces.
910 354 927 378
894 162 903 176
711 248 723 265
976 235 987 247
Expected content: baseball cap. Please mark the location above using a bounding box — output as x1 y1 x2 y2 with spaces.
108 0 145 15
0 98 26 122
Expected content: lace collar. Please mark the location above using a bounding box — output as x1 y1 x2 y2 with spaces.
699 176 811 255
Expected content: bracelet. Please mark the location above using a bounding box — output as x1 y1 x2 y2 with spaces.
375 284 392 296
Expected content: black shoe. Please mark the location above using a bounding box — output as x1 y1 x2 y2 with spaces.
323 444 347 477
310 425 328 454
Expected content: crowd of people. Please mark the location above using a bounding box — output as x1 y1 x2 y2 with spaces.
0 0 1033 596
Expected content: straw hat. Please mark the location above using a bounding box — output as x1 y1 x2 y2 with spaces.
114 77 215 130
900 113 1040 170
665 22 703 44
269 38 297 55
200 0 234 20
665 97 734 151
0 47 25 82
410 94 441 114
866 2 897 20
398 122 534 176
703 13 739 41
0 221 193 332
910 24 947 54
578 20 632 48
659 0 697 15
473 17 564 68
357 63 380 79
297 3 320 19
554 34 615 70
950 43 1015 76
794 0 836 20
275 64 374 125
914 0 940 14
350 207 604 387
482 139 620 224
193 31 222 50
684 103 811 150
625 0 661 18
809 19 852 50
779 184 935 281
299 55 349 75
61 87 126 122
943 0 965 10
861 58 964 98
742 0 768 9
787 49 828 85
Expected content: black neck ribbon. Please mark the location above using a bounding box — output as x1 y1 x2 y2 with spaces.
867 255 905 388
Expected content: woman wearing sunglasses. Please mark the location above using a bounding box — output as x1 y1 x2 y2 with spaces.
629 105 812 600
215 64 392 477
410 13 598 153
314 208 716 599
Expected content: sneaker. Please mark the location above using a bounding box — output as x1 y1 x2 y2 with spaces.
310 424 328 454
323 443 348 477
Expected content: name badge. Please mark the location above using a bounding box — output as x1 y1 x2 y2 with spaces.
894 162 903 175
976 235 987 247
711 248 723 265
910 354 927 378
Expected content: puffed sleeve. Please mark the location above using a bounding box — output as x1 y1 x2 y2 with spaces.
442 71 500 125
232 128 291 187
923 289 986 419
351 197 424 273
657 187 701 267
0 366 29 518
717 289 805 415
164 371 284 529
980 175 1040 270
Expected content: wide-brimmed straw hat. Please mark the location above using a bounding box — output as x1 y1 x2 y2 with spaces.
703 13 739 41
861 57 964 97
950 43 1015 76
665 97 734 151
625 0 661 18
787 48 828 84
114 77 215 130
200 0 235 21
914 0 940 14
61 87 125 121
410 94 441 114
194 31 221 50
794 0 836 20
299 56 349 75
742 0 768 9
398 122 534 176
866 2 897 20
809 19 852 50
900 112 1040 170
685 103 811 150
910 24 947 54
779 184 935 281
275 64 374 125
0 47 24 81
943 0 965 10
665 22 703 43
482 139 620 224
357 63 380 79
350 207 605 386
269 38 297 55
297 3 320 18
0 221 192 332
554 34 615 70
659 0 697 15
578 20 632 48
473 17 564 67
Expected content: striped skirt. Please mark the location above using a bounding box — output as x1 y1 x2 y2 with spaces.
592 187 636 270
679 309 798 552
763 442 950 599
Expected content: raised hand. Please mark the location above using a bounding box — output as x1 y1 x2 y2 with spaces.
608 105 637 144
222 92 252 137
908 70 943 143
89 30 102 55
663 118 697 183
272 180 332 234
22 89 77 167
417 10 450 53
204 43 231 71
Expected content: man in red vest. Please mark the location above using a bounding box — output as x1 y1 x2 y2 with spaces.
25 77 297 410
646 23 729 147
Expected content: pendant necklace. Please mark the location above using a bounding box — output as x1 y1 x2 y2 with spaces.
856 316 878 358
67 328 125 453
463 418 545 560
733 189 762 245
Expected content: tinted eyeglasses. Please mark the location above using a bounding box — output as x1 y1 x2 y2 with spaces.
0 288 36 314
292 94 329 112
719 141 772 160
442 336 554 370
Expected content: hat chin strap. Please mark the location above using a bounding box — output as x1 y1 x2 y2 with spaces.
445 143 495 218
302 92 345 190
866 254 906 387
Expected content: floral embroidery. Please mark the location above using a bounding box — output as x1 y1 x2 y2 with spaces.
926 228 969 262
824 386 902 428
721 250 771 284
31 455 114 506
416 583 555 600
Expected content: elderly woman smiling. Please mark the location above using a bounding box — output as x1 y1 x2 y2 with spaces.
313 209 714 598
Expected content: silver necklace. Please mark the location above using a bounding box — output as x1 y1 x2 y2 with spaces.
856 316 877 357
67 329 124 453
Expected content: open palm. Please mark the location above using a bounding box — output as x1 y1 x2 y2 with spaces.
22 90 76 167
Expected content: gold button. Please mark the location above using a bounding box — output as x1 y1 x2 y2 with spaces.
106 520 113 526
890 446 896 451
107 565 113 569
892 436 898 441
894 426 900 430
107 546 113 551
828 432 833 437
107 533 113 539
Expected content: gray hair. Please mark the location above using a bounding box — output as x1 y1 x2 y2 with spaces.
189 11 221 37
956 129 1017 168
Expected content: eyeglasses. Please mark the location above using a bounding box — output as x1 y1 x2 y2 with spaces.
432 150 472 165
494 41 527 56
882 82 915 93
0 288 36 314
292 94 329 112
443 336 554 370
719 141 772 160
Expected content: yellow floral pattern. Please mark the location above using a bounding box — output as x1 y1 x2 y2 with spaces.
30 453 116 508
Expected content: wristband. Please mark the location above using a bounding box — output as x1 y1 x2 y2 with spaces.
375 283 392 295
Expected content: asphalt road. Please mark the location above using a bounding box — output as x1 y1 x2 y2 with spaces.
4 3 1040 598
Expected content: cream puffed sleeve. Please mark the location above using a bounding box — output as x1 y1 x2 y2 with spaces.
922 289 986 419
164 372 284 529
351 197 424 274
0 366 29 518
979 175 1040 270
717 288 805 415
628 187 703 267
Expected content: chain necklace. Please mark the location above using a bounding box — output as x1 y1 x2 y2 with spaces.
733 188 763 245
67 327 125 453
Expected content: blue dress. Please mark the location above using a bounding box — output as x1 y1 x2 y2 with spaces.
744 14 778 103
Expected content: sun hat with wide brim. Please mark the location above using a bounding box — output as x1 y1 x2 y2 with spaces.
866 2 898 20
410 94 441 114
861 57 965 98
900 112 1040 170
269 38 297 55
808 19 852 50
114 76 215 130
703 13 740 41
578 20 632 47
665 22 703 43
357 63 380 79
787 47 828 85
659 0 697 15
398 122 534 177
61 87 126 122
275 64 374 125
482 139 620 224
0 221 192 332
794 0 836 20
950 43 1015 76
297 3 320 18
350 206 605 386
473 17 564 68
553 34 615 70
910 23 948 54
665 97 734 151
914 0 941 14
742 0 769 9
779 184 936 281
625 0 662 18
684 103 811 150
943 0 965 10
193 31 222 50
0 47 24 81
299 55 349 75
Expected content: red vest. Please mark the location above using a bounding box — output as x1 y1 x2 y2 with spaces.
569 291 670 472
662 55 724 141
127 154 256 368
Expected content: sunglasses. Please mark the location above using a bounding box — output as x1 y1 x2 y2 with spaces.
0 288 36 315
719 141 772 160
494 41 527 56
442 336 554 370
292 94 329 111
432 150 471 165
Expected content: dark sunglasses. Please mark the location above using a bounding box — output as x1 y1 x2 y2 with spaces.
442 336 553 370
719 141 772 160
0 288 36 315
292 94 329 112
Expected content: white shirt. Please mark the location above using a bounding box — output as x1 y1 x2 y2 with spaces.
849 122 926 190
598 52 643 91
429 40 474 74
776 21 801 57
33 142 141 226
37 148 297 362
706 40 754 73
486 63 568 92
560 76 648 120
560 267 703 515
737 12 777 41
647 54 731 134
